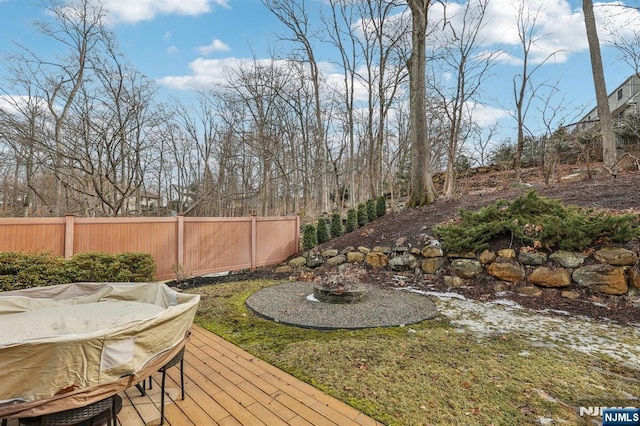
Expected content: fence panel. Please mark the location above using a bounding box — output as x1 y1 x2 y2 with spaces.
73 217 179 279
182 217 253 278
0 218 66 254
256 217 300 268
0 216 299 281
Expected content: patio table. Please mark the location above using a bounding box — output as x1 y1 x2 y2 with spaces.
0 282 199 420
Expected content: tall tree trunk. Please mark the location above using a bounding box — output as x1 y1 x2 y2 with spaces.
583 0 617 173
407 0 436 207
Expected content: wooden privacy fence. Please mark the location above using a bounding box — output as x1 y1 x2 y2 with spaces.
0 215 300 280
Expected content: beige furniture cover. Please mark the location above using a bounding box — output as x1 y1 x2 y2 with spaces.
0 282 199 418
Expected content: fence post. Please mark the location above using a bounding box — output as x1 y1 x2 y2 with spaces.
177 216 185 267
64 215 75 258
296 215 301 252
251 215 257 271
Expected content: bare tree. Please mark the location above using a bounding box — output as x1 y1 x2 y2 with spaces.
355 0 408 199
511 1 558 181
0 89 49 216
430 0 494 198
263 0 330 214
582 0 617 174
407 0 437 207
11 0 114 215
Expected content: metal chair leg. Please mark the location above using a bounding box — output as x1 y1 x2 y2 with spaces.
180 358 185 400
160 369 167 425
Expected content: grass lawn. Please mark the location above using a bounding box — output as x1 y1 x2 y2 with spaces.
189 279 640 425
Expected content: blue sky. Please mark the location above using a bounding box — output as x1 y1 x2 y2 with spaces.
1 0 640 141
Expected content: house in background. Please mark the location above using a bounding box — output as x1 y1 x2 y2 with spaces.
124 190 164 215
572 74 640 146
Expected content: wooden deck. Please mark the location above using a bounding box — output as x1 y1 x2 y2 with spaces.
4 325 381 426
119 325 383 425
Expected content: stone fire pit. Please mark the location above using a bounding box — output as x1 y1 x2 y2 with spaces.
312 282 368 304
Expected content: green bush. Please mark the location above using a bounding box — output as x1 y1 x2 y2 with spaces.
434 190 640 252
113 253 156 282
64 252 119 282
0 251 68 291
330 213 343 238
357 203 368 227
376 195 387 217
317 217 329 244
302 223 318 250
0 251 156 292
366 199 377 221
346 208 357 233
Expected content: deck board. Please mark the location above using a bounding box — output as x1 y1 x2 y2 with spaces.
3 325 383 426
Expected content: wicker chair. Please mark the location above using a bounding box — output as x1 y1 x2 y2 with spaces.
18 394 121 426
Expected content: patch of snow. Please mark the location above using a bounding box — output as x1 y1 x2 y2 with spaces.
488 299 524 309
398 287 640 366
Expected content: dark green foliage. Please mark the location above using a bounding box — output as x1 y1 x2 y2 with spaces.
317 217 329 244
434 190 640 253
330 213 343 238
302 223 318 250
0 251 156 292
346 208 357 233
366 199 376 221
114 253 157 281
64 252 119 282
0 251 68 291
376 196 387 217
357 203 368 227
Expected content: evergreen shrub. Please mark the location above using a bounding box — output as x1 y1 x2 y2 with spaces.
366 199 376 221
346 208 357 233
376 195 387 217
302 223 318 250
330 212 343 238
317 217 329 244
434 190 640 253
357 203 368 227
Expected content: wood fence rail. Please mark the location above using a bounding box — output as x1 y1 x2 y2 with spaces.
0 215 300 280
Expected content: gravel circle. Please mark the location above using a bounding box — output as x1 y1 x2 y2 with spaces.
245 281 438 330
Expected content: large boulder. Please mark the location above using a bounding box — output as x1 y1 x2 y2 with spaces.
572 264 628 295
421 246 444 258
326 254 347 266
422 257 445 274
478 249 496 265
288 257 307 268
528 267 571 288
518 251 547 266
346 251 365 263
450 259 483 279
628 265 640 289
389 254 418 271
486 261 525 283
365 252 389 268
593 247 638 266
549 250 587 268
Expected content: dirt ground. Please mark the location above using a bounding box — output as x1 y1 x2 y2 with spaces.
179 164 640 325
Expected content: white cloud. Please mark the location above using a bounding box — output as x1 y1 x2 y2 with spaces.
158 57 231 90
430 0 640 67
167 45 181 54
467 101 511 127
101 0 230 24
196 39 231 55
159 57 293 90
163 32 172 41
